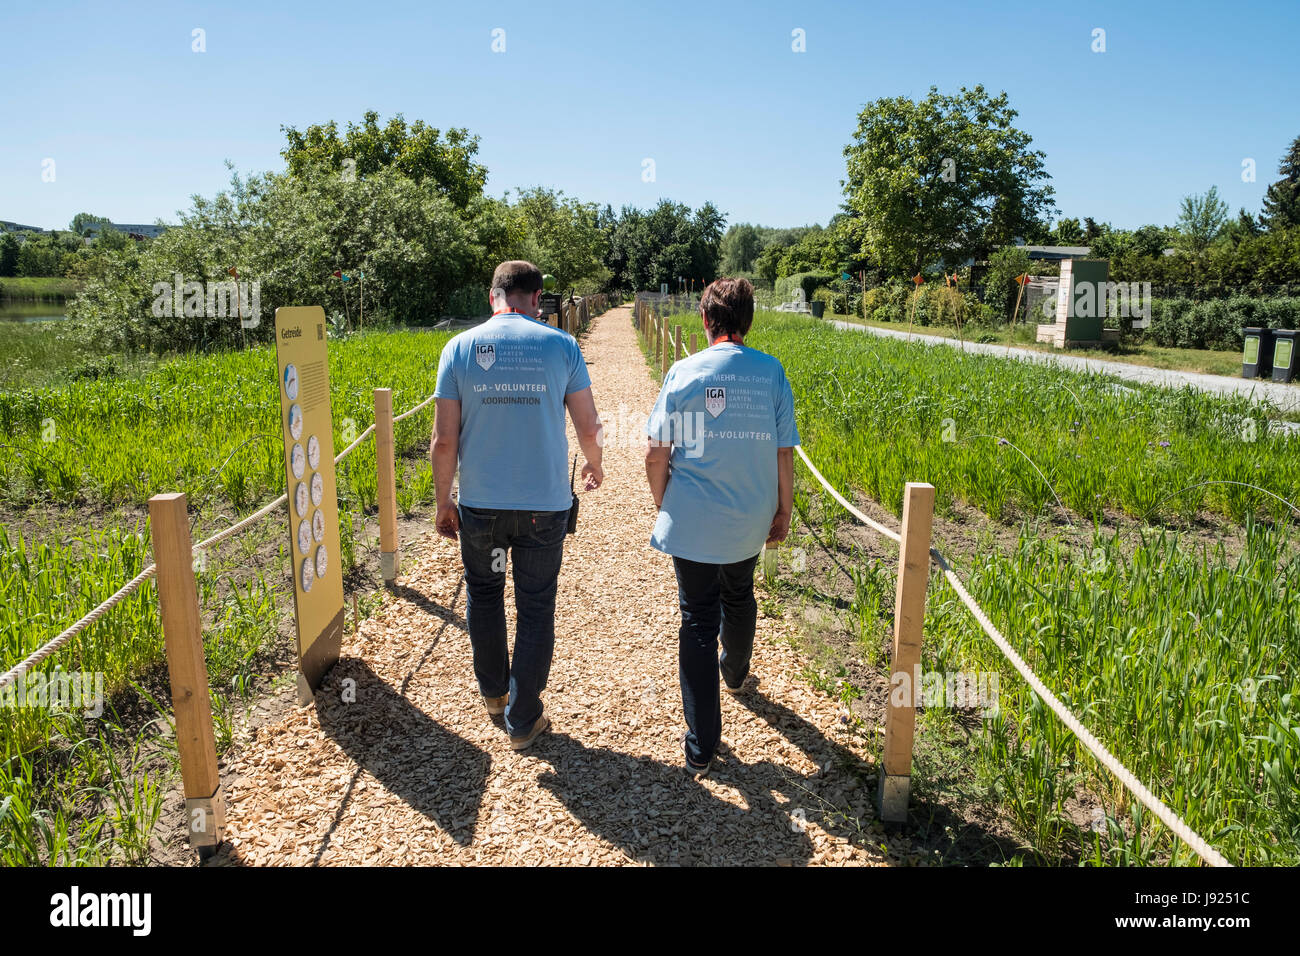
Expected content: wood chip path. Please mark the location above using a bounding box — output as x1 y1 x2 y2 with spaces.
212 306 889 866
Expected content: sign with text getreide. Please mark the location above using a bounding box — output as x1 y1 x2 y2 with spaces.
273 306 344 700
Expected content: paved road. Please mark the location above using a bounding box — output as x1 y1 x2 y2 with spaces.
829 320 1300 415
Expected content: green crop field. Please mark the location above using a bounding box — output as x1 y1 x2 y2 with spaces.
654 308 1299 865
0 327 451 864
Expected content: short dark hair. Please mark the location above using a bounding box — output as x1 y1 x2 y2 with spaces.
701 277 754 337
490 260 543 298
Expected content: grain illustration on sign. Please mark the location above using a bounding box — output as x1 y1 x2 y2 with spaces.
274 306 345 701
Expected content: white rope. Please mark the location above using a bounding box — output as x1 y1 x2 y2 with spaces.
794 446 1230 868
0 565 157 691
392 392 436 424
1 390 431 690
333 423 375 464
794 445 901 543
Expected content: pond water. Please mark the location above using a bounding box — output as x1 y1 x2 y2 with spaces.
0 301 67 322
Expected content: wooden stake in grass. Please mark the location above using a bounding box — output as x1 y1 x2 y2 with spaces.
374 387 399 584
689 331 698 355
1010 273 1028 334
909 273 925 337
879 481 935 825
674 325 682 363
149 492 225 856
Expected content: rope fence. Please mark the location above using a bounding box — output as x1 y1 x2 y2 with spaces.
793 446 1231 868
0 295 613 696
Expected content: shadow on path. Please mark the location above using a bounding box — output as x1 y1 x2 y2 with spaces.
314 658 490 854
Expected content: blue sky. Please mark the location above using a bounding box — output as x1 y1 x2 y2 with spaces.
2 0 1297 233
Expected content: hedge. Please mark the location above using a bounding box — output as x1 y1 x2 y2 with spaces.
1143 296 1300 351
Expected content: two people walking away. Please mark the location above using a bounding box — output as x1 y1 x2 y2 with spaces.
431 263 796 776
645 277 799 777
431 261 604 750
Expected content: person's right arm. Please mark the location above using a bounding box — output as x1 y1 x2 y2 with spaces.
565 386 604 490
644 439 671 508
431 398 461 539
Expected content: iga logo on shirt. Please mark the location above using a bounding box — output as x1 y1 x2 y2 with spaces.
705 386 726 418
475 343 496 371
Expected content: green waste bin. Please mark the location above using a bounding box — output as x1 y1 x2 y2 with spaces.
1242 327 1275 379
810 300 825 318
1272 329 1297 383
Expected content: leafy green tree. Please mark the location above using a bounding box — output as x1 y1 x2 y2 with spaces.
983 245 1031 319
510 187 607 291
601 200 725 291
280 110 488 208
94 225 131 252
1053 217 1084 244
1175 186 1229 256
1261 135 1300 230
0 233 18 277
69 164 519 352
720 223 762 273
842 85 1054 276
69 212 110 237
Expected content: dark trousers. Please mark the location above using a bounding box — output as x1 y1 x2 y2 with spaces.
458 505 568 737
672 553 759 765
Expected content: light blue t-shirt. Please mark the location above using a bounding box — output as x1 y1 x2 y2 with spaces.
645 343 799 564
434 313 591 511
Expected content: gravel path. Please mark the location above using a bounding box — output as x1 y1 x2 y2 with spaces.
213 306 888 867
828 319 1300 415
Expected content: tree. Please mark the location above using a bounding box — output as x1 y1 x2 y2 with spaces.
983 245 1031 320
1261 135 1300 230
1053 217 1085 245
69 212 110 237
841 85 1054 276
1220 208 1263 246
720 223 762 273
1175 186 1228 255
510 187 607 291
280 110 488 208
0 232 18 277
600 200 726 291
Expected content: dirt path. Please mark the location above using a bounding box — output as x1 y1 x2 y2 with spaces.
212 306 888 867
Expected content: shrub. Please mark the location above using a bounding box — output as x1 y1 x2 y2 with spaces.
775 271 836 303
984 246 1032 320
1145 296 1300 350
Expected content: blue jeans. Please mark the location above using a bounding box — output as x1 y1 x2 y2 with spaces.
672 553 759 766
458 504 568 737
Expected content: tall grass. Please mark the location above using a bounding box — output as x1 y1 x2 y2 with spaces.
0 326 453 864
675 310 1300 864
743 312 1296 526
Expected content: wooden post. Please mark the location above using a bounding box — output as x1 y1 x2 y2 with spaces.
689 332 698 354
661 322 670 375
878 481 935 824
674 324 683 362
374 388 399 583
149 492 224 856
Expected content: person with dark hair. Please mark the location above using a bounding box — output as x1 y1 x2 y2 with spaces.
432 260 604 751
643 276 799 777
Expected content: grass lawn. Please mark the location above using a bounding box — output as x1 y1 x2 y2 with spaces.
0 276 84 301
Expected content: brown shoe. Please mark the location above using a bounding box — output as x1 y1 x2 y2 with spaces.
484 694 508 716
510 714 551 751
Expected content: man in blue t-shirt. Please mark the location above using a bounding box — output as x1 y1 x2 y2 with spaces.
644 277 799 777
432 261 604 751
